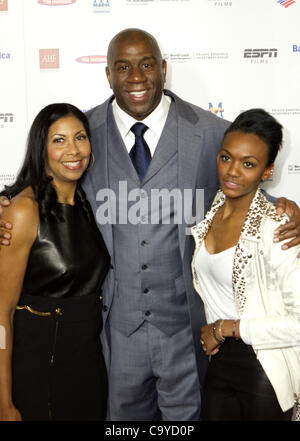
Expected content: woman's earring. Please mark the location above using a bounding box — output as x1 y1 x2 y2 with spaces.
87 152 95 170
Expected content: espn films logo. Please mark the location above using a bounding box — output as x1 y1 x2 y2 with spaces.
39 49 59 69
0 0 8 12
244 48 278 61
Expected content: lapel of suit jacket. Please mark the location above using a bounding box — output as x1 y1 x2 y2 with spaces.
232 188 270 316
165 90 206 259
192 188 268 317
85 96 115 259
142 100 178 184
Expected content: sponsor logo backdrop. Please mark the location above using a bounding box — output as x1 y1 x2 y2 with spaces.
1 0 299 205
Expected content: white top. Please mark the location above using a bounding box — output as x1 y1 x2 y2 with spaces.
194 242 250 343
111 93 171 157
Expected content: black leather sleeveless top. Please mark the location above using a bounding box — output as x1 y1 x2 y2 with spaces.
21 199 110 299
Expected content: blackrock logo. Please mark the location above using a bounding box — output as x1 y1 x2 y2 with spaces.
208 102 224 118
93 0 110 13
244 48 278 63
277 0 296 8
39 49 60 69
76 55 107 64
0 112 14 128
163 53 193 63
38 0 76 5
0 0 8 12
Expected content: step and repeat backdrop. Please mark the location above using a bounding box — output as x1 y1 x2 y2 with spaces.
1 0 300 204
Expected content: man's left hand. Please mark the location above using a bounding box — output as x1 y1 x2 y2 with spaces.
274 197 300 258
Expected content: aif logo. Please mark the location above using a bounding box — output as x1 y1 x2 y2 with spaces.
277 0 296 7
0 0 8 12
208 102 224 118
39 49 60 69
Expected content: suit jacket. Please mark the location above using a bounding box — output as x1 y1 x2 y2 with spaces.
83 90 230 385
191 188 300 412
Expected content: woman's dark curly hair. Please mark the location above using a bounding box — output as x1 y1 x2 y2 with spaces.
0 103 93 222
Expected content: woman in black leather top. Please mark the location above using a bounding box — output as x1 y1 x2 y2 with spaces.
0 104 110 421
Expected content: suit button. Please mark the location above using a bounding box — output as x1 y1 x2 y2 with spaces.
141 240 148 246
143 288 149 293
141 264 148 270
145 311 151 317
103 305 108 312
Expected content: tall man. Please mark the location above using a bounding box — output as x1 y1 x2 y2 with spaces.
82 28 300 420
1 28 300 420
83 28 229 420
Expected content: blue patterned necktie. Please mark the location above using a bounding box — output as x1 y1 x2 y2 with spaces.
129 122 151 181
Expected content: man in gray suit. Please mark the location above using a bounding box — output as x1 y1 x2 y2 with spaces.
1 28 300 420
82 28 300 420
82 28 229 420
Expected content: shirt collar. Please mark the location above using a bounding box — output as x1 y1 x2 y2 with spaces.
111 93 171 139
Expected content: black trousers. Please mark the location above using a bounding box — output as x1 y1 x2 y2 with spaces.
202 338 293 421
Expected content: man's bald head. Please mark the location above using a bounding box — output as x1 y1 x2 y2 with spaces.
105 28 167 120
107 28 163 67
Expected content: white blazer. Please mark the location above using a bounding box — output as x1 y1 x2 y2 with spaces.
191 188 300 412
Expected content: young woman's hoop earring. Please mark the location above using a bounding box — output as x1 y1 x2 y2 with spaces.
87 152 95 170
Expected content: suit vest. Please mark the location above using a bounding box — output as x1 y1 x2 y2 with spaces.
107 102 190 337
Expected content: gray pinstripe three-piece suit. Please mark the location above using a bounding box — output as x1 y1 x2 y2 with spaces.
83 90 230 420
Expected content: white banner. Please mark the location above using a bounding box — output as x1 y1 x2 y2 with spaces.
1 0 299 204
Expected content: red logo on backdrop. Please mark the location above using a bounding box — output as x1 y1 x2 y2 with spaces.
39 49 60 69
38 0 76 5
76 55 107 64
0 0 8 12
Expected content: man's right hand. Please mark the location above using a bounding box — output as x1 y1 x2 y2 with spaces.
0 196 12 246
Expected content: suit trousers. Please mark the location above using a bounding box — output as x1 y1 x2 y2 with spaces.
107 321 201 421
202 338 293 421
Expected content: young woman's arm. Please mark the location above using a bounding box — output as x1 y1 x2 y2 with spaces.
0 195 38 420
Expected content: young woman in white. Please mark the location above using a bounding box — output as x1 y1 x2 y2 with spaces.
192 109 300 421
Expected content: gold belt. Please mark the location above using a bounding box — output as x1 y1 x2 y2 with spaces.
16 305 62 317
16 296 103 317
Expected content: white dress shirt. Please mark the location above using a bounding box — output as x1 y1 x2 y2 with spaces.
111 93 171 157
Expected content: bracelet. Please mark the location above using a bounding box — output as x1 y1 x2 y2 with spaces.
212 321 225 344
232 320 237 339
219 319 225 342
